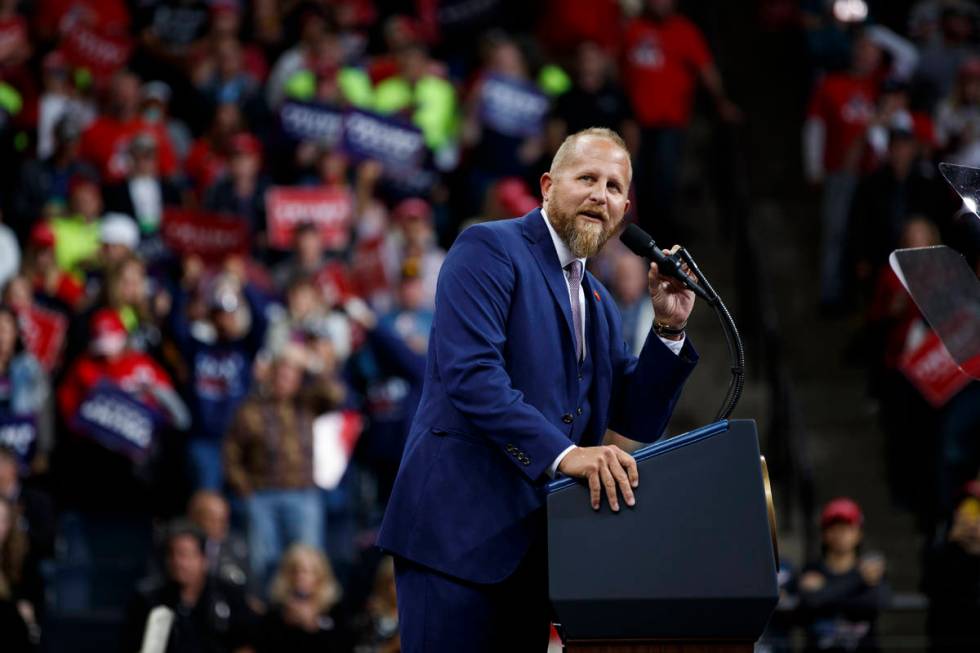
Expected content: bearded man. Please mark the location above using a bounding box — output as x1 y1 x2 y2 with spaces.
377 127 699 652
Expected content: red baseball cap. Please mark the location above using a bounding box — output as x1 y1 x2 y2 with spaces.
90 308 127 355
229 133 261 158
393 197 433 223
820 497 864 529
29 221 56 249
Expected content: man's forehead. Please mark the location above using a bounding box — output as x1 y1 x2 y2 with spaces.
562 137 631 178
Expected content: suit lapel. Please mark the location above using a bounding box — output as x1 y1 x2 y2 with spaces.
521 211 577 366
583 273 611 442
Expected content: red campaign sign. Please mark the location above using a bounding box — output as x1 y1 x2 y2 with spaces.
265 187 353 250
60 24 132 78
162 209 250 262
899 330 972 408
350 235 391 300
17 305 68 372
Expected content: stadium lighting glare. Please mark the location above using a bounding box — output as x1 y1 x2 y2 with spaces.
833 0 869 23
964 196 978 216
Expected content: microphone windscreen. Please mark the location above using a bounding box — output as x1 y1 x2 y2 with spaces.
620 223 655 257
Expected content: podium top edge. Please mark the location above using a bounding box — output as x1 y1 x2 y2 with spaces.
546 420 731 494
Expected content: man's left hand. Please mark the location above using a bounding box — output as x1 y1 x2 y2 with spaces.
648 245 696 329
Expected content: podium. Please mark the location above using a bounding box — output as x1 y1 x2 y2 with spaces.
547 420 778 652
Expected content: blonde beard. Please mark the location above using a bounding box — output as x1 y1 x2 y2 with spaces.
554 212 618 258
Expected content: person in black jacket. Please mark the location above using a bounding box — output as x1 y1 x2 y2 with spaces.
798 498 890 652
254 543 352 653
924 481 980 652
120 521 257 653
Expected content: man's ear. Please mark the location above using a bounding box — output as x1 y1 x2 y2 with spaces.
540 171 552 204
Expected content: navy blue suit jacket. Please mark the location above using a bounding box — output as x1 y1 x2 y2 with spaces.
377 209 698 584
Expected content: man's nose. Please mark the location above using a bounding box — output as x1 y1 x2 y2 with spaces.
588 184 607 205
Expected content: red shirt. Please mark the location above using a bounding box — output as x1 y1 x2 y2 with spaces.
622 14 713 128
79 117 178 182
185 137 228 195
57 350 174 419
537 0 623 56
806 73 878 173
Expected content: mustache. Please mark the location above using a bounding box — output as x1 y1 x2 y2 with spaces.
577 206 609 222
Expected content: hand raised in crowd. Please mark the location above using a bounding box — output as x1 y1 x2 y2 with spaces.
557 444 638 512
858 554 886 586
648 245 696 332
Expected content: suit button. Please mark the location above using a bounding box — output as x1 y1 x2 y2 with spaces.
562 414 573 424
522 459 530 466
576 408 583 416
506 444 516 453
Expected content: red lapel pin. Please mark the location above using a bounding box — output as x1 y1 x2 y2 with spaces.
593 289 601 301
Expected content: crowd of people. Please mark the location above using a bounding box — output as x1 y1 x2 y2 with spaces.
0 0 974 651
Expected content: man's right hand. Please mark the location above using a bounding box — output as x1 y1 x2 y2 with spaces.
557 445 638 512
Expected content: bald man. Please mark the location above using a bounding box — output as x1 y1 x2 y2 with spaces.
377 127 699 652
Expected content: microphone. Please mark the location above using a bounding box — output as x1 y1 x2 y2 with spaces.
619 224 712 302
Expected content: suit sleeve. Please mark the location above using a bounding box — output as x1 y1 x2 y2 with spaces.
607 311 699 442
433 225 572 481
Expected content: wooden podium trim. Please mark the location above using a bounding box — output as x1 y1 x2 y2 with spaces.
565 640 754 653
760 455 779 568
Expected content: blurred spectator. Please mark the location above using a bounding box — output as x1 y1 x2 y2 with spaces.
271 222 351 302
865 79 936 166
203 133 269 239
0 445 55 562
0 307 51 473
254 543 351 652
0 495 41 647
352 555 399 653
798 498 889 652
187 490 249 590
224 347 344 592
848 128 943 292
264 275 352 369
374 41 456 154
185 101 245 196
36 51 95 161
169 261 268 490
550 41 635 150
19 223 85 312
346 297 425 506
924 480 980 652
265 6 372 111
120 520 256 653
935 56 980 167
78 70 178 183
537 0 623 57
379 261 433 355
103 131 182 240
385 198 444 311
463 34 542 190
608 246 654 356
14 115 98 234
193 35 261 111
622 0 741 242
141 80 193 165
51 174 102 276
913 1 979 110
864 218 941 513
803 30 883 309
56 308 189 511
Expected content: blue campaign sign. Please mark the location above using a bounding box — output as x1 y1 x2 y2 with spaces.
342 109 427 169
71 386 163 464
479 74 549 138
280 101 345 145
0 416 36 471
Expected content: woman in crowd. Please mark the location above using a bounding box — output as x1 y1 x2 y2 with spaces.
255 543 351 652
0 495 39 650
0 306 50 472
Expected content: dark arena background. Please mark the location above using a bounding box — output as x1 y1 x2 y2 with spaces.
0 0 976 651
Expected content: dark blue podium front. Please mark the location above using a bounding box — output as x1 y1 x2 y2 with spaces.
547 419 778 643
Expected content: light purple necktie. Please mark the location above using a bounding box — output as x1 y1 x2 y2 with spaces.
565 260 583 362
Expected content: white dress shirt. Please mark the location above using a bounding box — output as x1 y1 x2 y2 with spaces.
539 210 685 477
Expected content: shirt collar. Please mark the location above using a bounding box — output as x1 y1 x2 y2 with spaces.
540 209 587 272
